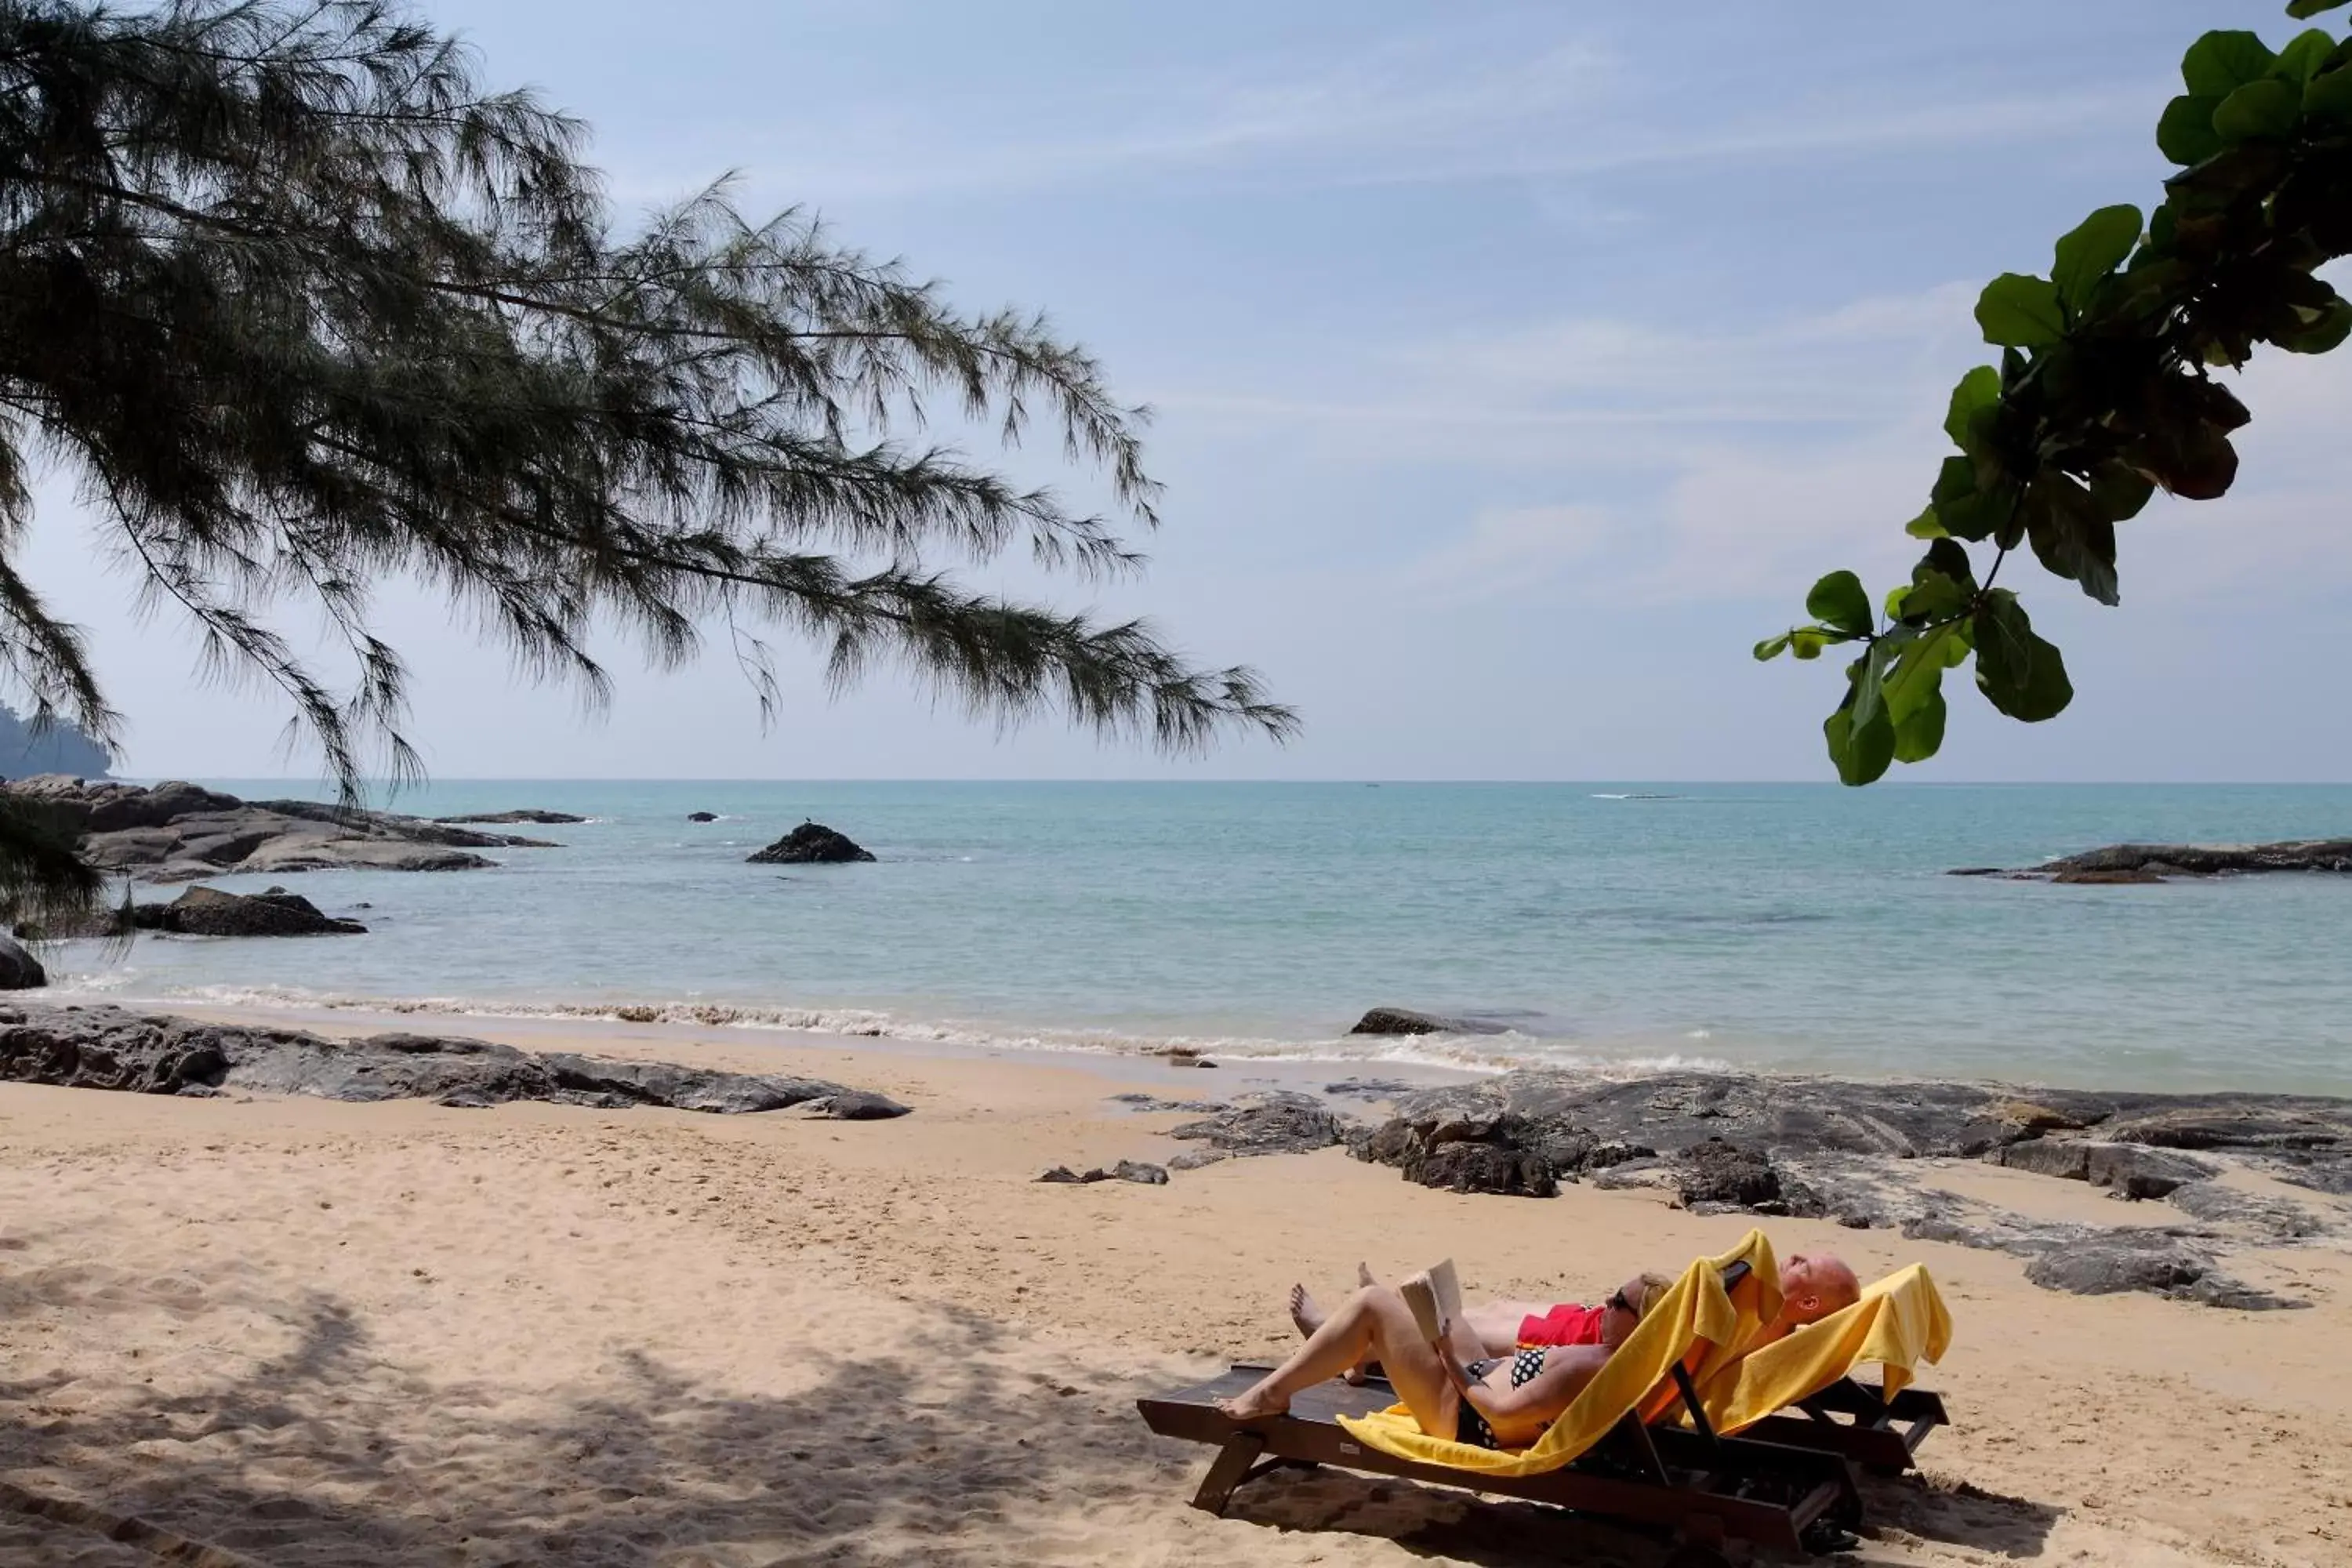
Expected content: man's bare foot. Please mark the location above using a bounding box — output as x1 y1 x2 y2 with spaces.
1288 1283 1325 1340
1214 1384 1290 1421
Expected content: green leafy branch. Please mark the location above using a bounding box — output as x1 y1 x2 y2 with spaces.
1761 0 2352 783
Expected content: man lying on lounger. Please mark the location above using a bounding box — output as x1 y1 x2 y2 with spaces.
1283 1250 1862 1383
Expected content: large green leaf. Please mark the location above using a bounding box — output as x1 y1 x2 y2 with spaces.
2183 31 2278 96
1976 273 2067 347
2286 0 2352 20
1884 622 1963 724
1895 570 1973 624
2024 474 2121 606
2158 94 2226 164
2270 28 2338 85
2088 461 2157 521
2307 64 2352 118
1824 703 1896 786
2052 206 2143 311
2212 78 2302 141
1943 365 2002 449
1805 571 1873 637
1892 684 1947 764
1973 592 2074 722
2275 294 2352 354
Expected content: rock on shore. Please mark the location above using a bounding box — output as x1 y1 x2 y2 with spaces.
1955 837 2352 880
434 809 586 825
746 823 875 864
1345 1069 2350 1308
2 776 559 880
0 1002 909 1118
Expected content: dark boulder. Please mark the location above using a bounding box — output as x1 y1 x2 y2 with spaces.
434 809 585 825
1672 1138 1781 1207
1035 1160 1167 1185
0 934 45 989
2053 867 2165 886
815 1089 913 1120
1991 1139 2212 1199
1348 1006 1504 1036
687 811 718 822
746 822 876 864
155 886 366 937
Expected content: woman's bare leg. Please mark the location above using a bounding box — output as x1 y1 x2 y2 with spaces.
1218 1286 1457 1430
1290 1281 1371 1384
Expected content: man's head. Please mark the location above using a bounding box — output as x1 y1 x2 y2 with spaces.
1777 1253 1861 1327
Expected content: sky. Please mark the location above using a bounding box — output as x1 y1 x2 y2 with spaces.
20 0 2352 781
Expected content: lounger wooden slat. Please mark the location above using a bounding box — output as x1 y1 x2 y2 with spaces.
1738 1376 1949 1474
1137 1365 1865 1558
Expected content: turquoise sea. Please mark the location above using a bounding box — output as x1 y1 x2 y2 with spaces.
42 781 2352 1096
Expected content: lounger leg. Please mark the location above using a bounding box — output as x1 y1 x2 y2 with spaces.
1190 1433 1267 1516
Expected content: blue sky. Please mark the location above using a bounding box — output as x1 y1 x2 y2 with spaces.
25 0 2352 779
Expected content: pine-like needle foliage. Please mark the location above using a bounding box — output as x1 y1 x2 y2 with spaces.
0 0 1294 916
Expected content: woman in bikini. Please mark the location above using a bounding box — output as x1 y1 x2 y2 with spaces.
1214 1272 1671 1450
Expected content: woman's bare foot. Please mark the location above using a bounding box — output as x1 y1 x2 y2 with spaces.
1288 1283 1325 1340
1214 1383 1291 1421
1357 1261 1381 1288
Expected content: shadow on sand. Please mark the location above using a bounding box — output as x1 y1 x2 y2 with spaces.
0 1277 2060 1567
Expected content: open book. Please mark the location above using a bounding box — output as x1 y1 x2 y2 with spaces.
1396 1258 1462 1346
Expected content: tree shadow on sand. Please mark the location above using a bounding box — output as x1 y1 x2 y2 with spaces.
0 1279 2060 1568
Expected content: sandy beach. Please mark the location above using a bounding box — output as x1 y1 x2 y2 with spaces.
2 1014 2348 1567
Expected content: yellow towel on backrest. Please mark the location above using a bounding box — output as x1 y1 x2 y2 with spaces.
1334 1230 1777 1478
1694 1262 1952 1437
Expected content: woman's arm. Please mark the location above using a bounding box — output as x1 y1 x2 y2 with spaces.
1457 1345 1612 1447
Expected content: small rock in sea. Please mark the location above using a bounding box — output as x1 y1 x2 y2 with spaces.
1347 1006 1507 1036
687 811 717 822
433 809 586 825
746 822 875 864
0 934 46 990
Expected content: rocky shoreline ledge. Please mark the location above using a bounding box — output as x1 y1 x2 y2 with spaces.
0 776 564 881
1121 1067 2350 1312
0 1003 909 1119
1955 837 2352 882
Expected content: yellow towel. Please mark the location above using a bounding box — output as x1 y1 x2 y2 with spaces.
1693 1261 1952 1437
1334 1230 1778 1477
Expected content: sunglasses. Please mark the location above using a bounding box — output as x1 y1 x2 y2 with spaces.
1606 1288 1637 1316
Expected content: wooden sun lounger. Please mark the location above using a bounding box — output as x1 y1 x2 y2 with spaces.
1137 1363 1864 1559
1726 1374 1948 1474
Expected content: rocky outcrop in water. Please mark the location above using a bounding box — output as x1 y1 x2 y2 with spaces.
687 811 718 822
1 777 560 881
1344 1069 2351 1308
1955 838 2352 880
145 886 366 937
1348 1007 1506 1036
434 809 585 825
0 1002 909 1118
746 822 875 864
0 935 44 990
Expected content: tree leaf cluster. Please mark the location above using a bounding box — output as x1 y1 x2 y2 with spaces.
1761 2 2352 782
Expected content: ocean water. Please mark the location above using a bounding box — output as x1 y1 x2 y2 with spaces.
39 780 2352 1096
